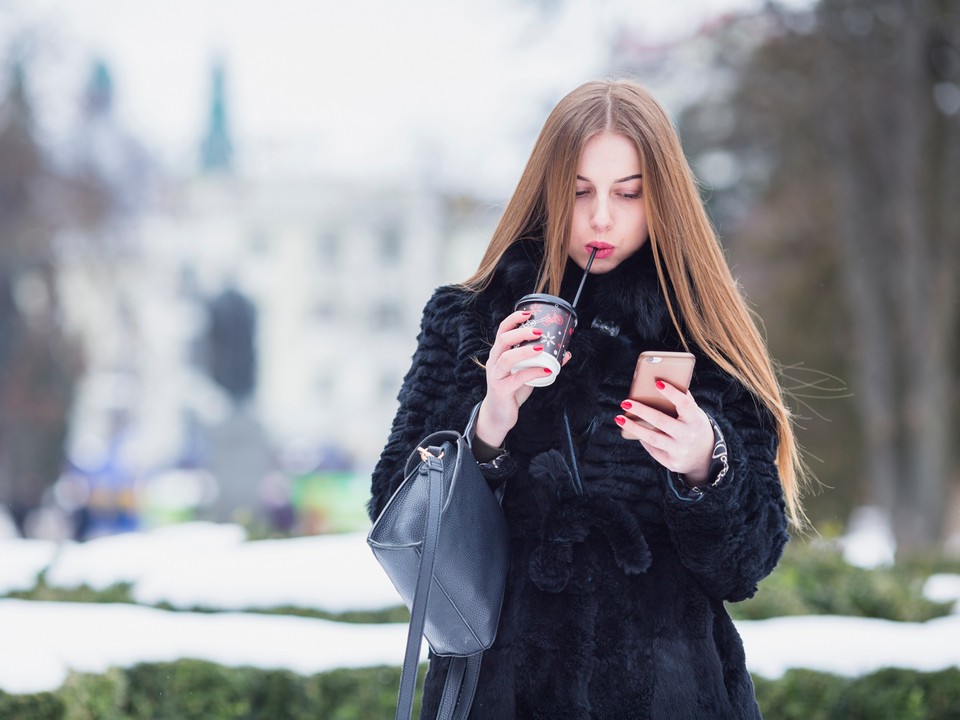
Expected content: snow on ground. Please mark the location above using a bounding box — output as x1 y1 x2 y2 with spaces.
0 599 425 695
1 601 959 696
43 523 248 591
2 522 401 612
0 539 59 594
739 614 960 679
132 531 400 613
838 506 897 569
924 574 960 613
2 522 960 696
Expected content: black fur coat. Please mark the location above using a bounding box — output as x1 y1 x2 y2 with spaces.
369 240 789 719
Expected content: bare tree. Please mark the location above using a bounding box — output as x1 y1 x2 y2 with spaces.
0 56 109 534
680 0 959 548
813 0 959 547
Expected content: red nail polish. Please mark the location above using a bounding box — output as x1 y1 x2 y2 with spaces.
620 400 632 410
521 311 532 316
543 368 553 374
532 345 543 352
655 380 665 390
532 329 543 336
614 415 626 426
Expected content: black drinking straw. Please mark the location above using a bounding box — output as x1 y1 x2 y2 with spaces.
572 247 598 308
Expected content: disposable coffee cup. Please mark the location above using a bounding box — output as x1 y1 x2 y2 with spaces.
510 293 578 387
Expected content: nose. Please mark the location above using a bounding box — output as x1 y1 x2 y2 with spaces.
591 197 612 232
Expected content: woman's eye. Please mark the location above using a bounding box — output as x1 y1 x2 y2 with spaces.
575 189 589 198
621 192 642 199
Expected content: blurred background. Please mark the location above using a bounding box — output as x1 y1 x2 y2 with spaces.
0 0 957 551
1 0 959 716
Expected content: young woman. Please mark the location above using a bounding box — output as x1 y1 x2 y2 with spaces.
369 79 803 719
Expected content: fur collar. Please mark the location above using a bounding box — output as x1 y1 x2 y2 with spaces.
482 238 672 343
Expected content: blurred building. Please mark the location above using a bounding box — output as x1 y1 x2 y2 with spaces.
56 61 494 526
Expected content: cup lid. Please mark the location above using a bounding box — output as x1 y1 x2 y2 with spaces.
514 293 577 319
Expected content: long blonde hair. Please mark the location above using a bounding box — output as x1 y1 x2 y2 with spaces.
463 80 807 529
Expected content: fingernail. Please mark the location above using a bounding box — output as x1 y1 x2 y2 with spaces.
614 415 626 427
655 380 665 390
532 345 543 352
543 368 553 374
532 329 543 336
521 311 532 316
620 400 632 410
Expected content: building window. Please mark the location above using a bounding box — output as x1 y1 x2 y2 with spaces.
380 227 400 261
380 370 400 399
248 230 268 255
318 230 340 264
313 300 336 321
372 301 401 329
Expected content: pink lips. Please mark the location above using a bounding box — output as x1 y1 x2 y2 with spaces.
586 242 614 259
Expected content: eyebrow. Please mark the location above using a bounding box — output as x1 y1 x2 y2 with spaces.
576 173 643 184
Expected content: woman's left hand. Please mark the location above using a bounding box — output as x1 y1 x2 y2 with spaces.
616 381 715 486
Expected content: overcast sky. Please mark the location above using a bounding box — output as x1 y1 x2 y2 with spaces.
1 0 810 195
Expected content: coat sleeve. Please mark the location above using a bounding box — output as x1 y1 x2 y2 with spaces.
367 286 491 522
661 362 790 602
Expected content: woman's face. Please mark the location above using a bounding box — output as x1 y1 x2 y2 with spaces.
567 132 649 273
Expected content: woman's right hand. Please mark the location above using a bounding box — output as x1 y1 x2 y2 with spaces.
475 310 571 448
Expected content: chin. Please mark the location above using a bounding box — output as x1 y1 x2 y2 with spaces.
582 258 620 273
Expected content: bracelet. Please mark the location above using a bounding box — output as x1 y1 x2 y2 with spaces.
674 415 729 497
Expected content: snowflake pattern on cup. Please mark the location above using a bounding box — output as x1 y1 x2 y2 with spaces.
514 294 577 362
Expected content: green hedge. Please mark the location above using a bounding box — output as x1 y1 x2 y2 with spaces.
2 662 959 720
753 667 960 720
0 662 422 720
728 542 957 622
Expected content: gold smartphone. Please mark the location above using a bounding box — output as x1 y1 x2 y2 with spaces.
624 351 696 431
